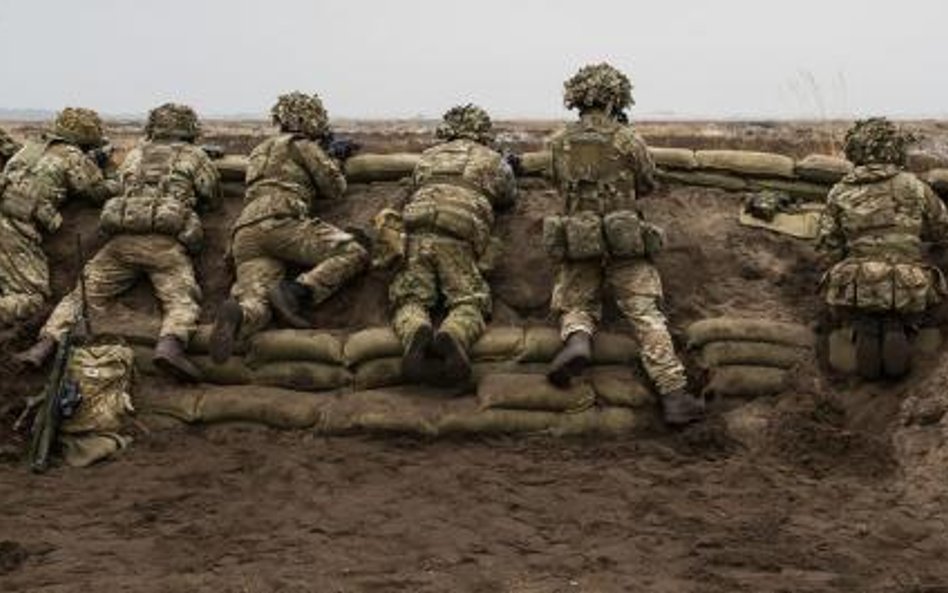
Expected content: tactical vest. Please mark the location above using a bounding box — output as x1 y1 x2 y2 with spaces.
552 120 636 215
0 140 65 234
404 141 496 253
99 142 203 251
236 135 317 229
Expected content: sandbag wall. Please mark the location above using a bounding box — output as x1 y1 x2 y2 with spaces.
133 325 660 437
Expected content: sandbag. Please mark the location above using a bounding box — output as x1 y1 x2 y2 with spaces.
589 367 654 408
704 366 789 398
62 342 135 434
471 326 525 362
134 386 201 423
196 385 327 428
794 154 853 184
215 155 248 183
246 330 344 366
318 389 439 436
252 361 351 392
697 340 806 370
520 326 563 363
924 168 948 198
520 151 552 176
658 170 749 192
478 373 594 412
687 318 814 349
344 327 403 366
354 357 404 390
650 147 698 170
344 153 420 182
551 407 642 437
192 356 253 385
438 408 561 435
592 333 639 365
188 324 218 355
696 150 796 179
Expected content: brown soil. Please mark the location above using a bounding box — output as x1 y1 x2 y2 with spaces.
2 125 948 592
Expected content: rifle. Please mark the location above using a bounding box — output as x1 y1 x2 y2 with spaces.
87 144 114 170
320 132 361 162
501 149 525 177
200 144 226 160
26 234 89 472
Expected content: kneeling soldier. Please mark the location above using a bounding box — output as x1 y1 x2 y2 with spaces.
390 104 518 385
209 91 369 363
18 103 221 380
818 117 948 380
544 63 704 425
0 109 119 326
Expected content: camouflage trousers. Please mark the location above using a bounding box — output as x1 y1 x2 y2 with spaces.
230 217 369 337
0 214 48 325
42 234 201 343
552 257 687 395
389 233 490 352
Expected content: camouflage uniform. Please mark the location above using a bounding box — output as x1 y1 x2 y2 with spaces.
817 118 948 378
0 126 21 169
227 92 367 337
547 64 689 397
41 104 220 345
0 109 119 325
390 105 517 363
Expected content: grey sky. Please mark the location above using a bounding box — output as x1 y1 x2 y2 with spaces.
1 0 946 119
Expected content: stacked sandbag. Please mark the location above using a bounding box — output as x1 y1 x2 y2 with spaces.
687 317 814 399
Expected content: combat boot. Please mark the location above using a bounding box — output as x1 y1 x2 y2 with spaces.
661 389 705 426
153 336 202 383
432 329 471 387
14 335 57 368
402 323 434 383
547 331 592 387
209 297 243 364
269 280 312 329
881 318 912 380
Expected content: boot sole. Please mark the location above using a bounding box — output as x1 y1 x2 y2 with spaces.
546 354 590 388
402 325 434 383
209 300 243 364
432 331 471 387
268 286 311 329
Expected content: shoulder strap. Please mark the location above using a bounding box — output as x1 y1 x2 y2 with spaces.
286 135 321 190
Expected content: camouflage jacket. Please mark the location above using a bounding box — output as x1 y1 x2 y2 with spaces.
818 165 948 313
404 139 517 250
817 165 948 262
0 138 119 237
0 126 21 168
548 110 657 215
118 140 221 212
236 134 346 229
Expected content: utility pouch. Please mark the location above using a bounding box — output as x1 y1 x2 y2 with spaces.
602 209 645 258
563 212 605 261
542 215 567 261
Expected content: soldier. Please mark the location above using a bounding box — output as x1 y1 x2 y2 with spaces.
817 117 948 380
390 104 517 385
544 63 704 426
0 109 119 326
0 126 22 169
18 103 221 381
208 91 369 363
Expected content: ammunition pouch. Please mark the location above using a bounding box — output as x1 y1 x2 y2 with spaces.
100 195 204 253
544 210 664 262
402 200 491 255
0 189 62 234
821 259 946 314
602 210 645 258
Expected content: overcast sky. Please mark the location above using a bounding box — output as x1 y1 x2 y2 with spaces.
1 0 946 119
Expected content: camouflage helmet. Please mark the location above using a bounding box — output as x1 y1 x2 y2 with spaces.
53 107 105 148
844 117 908 166
271 91 330 139
563 63 634 113
145 103 201 141
435 104 494 144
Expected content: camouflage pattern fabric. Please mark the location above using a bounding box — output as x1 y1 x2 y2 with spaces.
235 134 346 230
563 63 634 113
230 217 368 337
818 164 948 313
844 117 909 167
0 126 21 166
552 258 687 394
271 92 330 140
390 233 490 351
145 103 201 141
41 235 201 342
118 140 221 212
549 108 687 395
0 213 49 324
53 107 106 148
435 104 494 145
